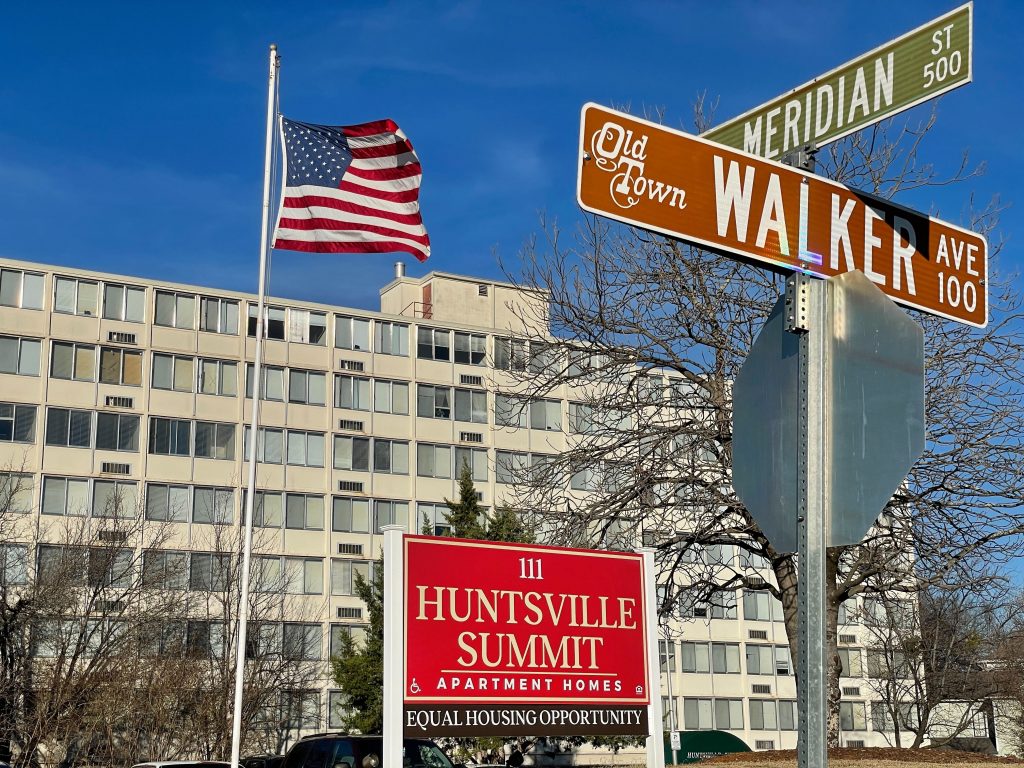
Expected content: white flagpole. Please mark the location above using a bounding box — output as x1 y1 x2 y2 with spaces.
230 42 280 768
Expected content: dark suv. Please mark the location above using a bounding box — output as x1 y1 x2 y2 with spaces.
281 735 455 768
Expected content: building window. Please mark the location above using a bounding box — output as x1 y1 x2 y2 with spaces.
0 473 34 513
288 309 327 345
95 412 139 452
373 439 409 474
335 315 370 350
141 549 188 590
417 502 452 536
154 290 196 329
285 493 325 530
336 375 371 410
0 544 29 585
54 277 98 316
454 447 487 482
149 417 192 456
417 443 452 479
145 483 190 522
373 379 409 414
375 321 408 356
189 552 230 591
659 640 676 672
749 700 778 730
194 421 235 460
714 699 744 730
373 499 408 532
99 347 143 386
417 327 450 361
454 332 486 365
286 431 325 467
283 623 322 660
199 296 239 335
454 388 487 423
186 620 225 658
152 353 194 392
417 384 451 419
41 476 90 516
840 701 867 732
198 359 237 396
247 305 286 340
493 337 527 371
0 403 35 443
193 487 234 524
333 436 370 472
284 557 323 594
744 590 783 622
680 642 710 673
244 490 284 528
331 559 371 596
244 364 285 400
529 399 562 431
711 643 741 674
496 451 528 484
289 369 327 406
745 645 775 675
839 648 863 677
494 394 528 428
330 624 367 656
86 546 134 588
779 700 798 730
775 645 792 675
0 336 41 376
838 599 856 625
0 269 44 309
683 698 713 730
710 591 738 620
281 690 321 730
244 426 284 464
50 341 96 381
92 479 138 519
102 283 146 322
45 408 93 448
332 496 370 533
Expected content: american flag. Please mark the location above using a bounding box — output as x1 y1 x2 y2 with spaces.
273 117 430 262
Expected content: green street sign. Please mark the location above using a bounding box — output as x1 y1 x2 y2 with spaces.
704 3 972 158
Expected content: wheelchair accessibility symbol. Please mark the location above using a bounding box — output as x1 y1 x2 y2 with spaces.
410 679 422 694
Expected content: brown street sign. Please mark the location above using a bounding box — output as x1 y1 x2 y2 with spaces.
704 3 973 157
577 103 987 327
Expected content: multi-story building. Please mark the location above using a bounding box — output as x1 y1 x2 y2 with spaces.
0 256 895 756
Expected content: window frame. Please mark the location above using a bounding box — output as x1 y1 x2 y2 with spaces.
154 290 196 330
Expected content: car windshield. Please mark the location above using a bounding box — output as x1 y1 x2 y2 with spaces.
350 740 453 768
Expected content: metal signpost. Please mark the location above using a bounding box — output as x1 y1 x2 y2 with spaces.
703 3 972 157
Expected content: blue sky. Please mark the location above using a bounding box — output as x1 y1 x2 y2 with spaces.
1 1 1019 311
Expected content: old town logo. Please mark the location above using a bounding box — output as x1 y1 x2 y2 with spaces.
589 120 687 212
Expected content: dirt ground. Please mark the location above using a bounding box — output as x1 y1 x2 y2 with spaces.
700 747 1024 765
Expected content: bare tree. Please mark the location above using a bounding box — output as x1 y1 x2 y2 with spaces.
0 470 188 768
497 105 1024 744
861 584 1009 748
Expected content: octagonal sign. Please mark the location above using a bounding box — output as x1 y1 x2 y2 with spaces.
733 270 925 552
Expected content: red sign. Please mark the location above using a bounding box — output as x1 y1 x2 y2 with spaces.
403 536 650 707
578 103 988 327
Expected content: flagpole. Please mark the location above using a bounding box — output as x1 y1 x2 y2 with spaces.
230 42 279 768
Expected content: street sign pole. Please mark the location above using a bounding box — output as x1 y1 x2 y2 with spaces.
788 272 829 768
782 146 829 768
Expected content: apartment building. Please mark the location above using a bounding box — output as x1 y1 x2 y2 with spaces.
0 256 896 754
